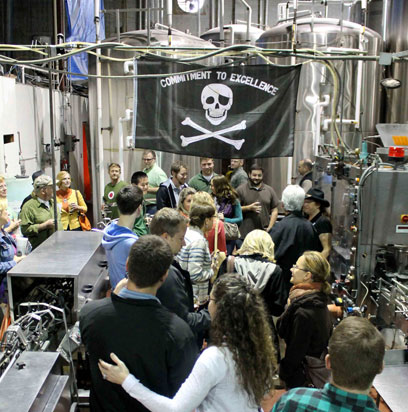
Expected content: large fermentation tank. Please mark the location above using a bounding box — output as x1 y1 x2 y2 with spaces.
88 29 219 202
257 18 382 181
201 23 294 198
350 0 408 124
200 24 264 46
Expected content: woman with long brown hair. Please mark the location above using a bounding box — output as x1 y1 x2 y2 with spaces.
210 175 243 255
99 274 276 411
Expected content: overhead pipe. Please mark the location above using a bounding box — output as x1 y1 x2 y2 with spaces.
219 0 225 47
164 0 172 28
238 0 252 43
48 58 58 232
147 3 151 45
118 110 133 179
94 0 104 224
209 0 214 29
264 0 269 29
197 0 201 37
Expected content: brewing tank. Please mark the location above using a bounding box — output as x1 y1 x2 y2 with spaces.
256 18 382 189
200 24 264 46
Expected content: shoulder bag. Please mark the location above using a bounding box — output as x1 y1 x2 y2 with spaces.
303 350 330 388
75 191 92 231
211 218 226 283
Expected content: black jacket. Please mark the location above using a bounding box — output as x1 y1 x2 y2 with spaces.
79 294 198 412
157 260 211 337
277 292 333 389
270 211 319 299
156 179 178 209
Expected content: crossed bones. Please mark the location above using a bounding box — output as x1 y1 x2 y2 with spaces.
180 117 246 150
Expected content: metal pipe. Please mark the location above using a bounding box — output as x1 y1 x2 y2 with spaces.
264 0 269 29
48 59 58 230
118 109 133 179
258 0 262 27
164 0 172 27
53 0 58 45
209 0 214 29
219 0 225 47
94 0 104 223
197 0 201 37
238 0 252 43
160 0 164 24
147 3 151 45
116 9 120 42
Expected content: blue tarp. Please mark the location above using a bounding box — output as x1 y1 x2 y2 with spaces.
65 0 105 80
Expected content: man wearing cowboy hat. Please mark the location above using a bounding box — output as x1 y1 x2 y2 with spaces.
303 188 332 259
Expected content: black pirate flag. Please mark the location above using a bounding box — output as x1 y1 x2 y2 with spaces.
132 61 301 159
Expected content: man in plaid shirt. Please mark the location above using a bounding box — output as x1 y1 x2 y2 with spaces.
273 317 385 412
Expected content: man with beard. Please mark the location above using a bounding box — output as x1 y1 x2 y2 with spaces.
236 164 279 241
156 161 188 210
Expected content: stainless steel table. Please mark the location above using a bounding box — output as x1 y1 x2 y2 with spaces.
0 351 70 412
374 362 408 411
7 230 107 321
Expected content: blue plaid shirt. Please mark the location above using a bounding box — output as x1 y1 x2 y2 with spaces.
272 383 378 412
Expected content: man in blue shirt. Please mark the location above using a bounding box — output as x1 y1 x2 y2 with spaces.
102 185 143 288
273 317 385 412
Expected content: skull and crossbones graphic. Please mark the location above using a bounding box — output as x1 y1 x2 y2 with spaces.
180 84 246 150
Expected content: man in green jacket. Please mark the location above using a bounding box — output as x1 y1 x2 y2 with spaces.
188 157 217 193
20 175 63 249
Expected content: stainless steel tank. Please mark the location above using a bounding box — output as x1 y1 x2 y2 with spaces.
372 0 408 123
256 18 382 194
200 24 264 46
88 29 219 200
350 0 408 123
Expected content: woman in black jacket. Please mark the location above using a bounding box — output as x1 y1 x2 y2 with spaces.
277 251 333 389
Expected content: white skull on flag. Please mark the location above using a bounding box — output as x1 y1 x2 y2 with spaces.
201 84 233 125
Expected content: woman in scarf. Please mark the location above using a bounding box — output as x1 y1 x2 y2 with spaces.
277 251 333 389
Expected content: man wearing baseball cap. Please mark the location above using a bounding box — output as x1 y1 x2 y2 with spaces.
20 175 62 249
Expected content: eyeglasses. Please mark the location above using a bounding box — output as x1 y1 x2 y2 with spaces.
292 264 310 272
143 158 154 161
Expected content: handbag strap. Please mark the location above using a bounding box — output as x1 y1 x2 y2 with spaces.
227 255 235 273
214 218 219 252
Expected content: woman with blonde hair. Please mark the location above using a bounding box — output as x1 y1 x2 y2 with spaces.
191 191 226 255
56 171 87 231
277 250 333 389
99 274 277 412
228 229 285 361
229 230 285 314
177 187 196 219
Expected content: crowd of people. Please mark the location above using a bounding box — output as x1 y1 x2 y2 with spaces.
0 152 386 412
